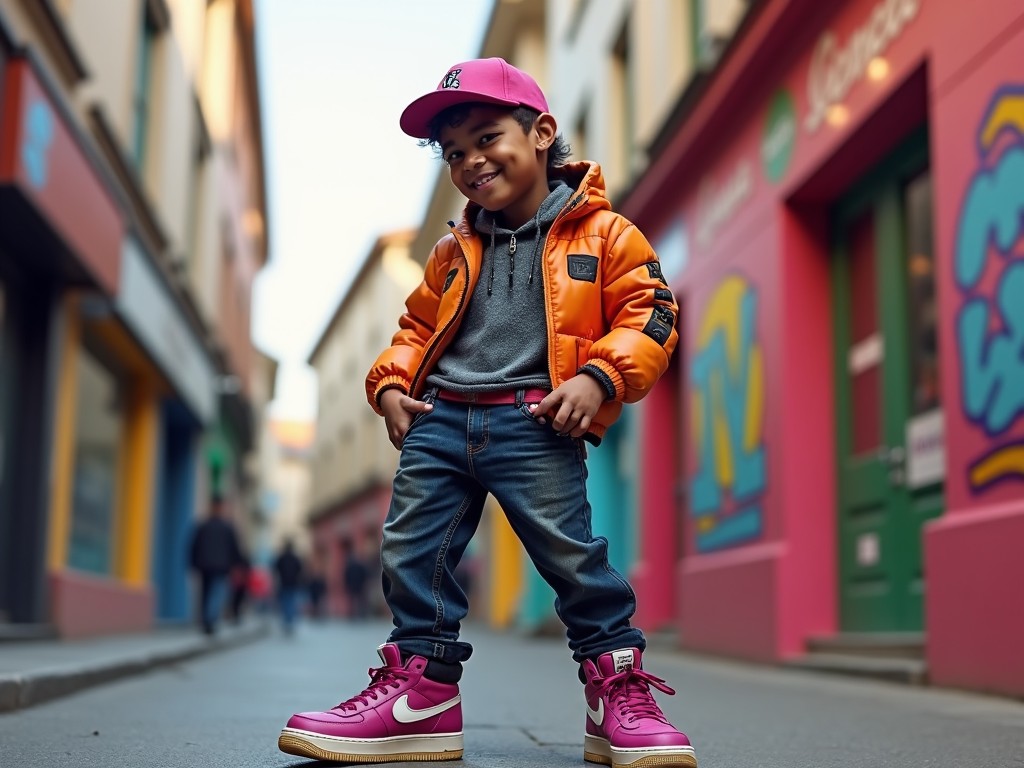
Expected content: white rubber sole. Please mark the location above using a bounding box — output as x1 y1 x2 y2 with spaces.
584 733 698 768
279 727 464 763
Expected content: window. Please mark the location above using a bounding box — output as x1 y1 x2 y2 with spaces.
132 5 159 168
68 346 124 575
610 21 632 184
903 169 938 415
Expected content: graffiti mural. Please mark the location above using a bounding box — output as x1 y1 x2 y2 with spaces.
955 85 1024 493
689 275 766 552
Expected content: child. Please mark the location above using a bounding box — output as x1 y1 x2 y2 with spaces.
278 57 695 768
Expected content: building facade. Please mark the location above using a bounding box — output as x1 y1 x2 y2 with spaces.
0 0 267 637
306 229 421 618
618 0 1024 697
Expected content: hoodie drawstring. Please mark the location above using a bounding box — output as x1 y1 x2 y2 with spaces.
486 210 547 295
487 222 496 296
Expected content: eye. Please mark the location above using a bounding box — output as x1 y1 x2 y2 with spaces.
479 133 499 146
445 150 463 165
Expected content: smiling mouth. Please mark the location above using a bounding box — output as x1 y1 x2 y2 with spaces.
471 172 499 189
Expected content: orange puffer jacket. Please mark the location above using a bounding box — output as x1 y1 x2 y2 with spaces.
366 161 678 444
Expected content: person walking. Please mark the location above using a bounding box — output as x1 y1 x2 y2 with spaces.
278 57 694 768
273 538 304 635
305 556 328 621
189 494 242 636
341 539 370 620
229 550 251 624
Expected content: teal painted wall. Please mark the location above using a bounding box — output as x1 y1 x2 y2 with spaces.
518 410 637 631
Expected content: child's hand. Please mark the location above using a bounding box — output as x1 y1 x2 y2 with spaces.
380 389 433 449
531 375 606 438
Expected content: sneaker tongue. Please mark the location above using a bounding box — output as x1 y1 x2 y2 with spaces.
377 643 403 667
598 648 640 676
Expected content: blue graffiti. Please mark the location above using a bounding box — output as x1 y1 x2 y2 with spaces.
690 287 766 515
955 144 1024 436
20 99 54 190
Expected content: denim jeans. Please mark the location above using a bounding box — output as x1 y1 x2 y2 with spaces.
279 587 301 632
200 572 229 633
382 392 645 665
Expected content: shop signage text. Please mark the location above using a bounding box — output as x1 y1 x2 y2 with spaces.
805 0 921 133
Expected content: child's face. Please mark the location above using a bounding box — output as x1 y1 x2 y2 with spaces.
439 105 552 229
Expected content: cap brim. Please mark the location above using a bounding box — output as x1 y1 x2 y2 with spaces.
399 90 520 139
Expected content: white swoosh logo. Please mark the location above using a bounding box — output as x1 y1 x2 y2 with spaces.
392 694 461 724
586 697 604 726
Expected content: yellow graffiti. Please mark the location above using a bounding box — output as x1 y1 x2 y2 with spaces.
969 444 1024 489
980 93 1024 151
696 275 766 481
712 369 733 487
745 345 765 452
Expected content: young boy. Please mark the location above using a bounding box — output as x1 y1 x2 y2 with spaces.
278 57 696 768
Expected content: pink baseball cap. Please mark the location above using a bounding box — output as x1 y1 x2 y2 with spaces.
400 57 549 139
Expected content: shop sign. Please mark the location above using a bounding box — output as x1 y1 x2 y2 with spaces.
905 409 945 488
695 161 753 249
0 59 123 294
761 89 796 183
805 0 921 134
117 237 217 424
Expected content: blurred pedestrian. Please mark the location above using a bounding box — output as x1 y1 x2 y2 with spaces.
189 494 242 636
305 557 327 621
273 538 304 635
278 57 693 767
229 550 251 624
341 539 370 620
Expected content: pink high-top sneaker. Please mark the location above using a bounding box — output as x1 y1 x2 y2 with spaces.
582 648 697 768
278 643 463 763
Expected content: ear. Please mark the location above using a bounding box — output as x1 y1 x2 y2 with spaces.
534 112 558 153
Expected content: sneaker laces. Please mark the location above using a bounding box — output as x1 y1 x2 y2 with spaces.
595 668 676 724
334 663 408 712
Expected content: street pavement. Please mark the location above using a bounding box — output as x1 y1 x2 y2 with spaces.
1 617 1023 767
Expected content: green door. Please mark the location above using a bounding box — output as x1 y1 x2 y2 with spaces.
831 133 944 632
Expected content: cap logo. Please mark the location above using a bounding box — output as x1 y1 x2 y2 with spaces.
441 69 462 90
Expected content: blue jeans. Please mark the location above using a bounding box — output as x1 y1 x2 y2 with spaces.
279 587 301 631
200 572 229 632
382 392 645 665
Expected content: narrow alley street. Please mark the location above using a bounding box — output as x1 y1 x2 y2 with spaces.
1 619 1021 767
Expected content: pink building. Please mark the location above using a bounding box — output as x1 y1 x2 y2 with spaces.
624 0 1024 697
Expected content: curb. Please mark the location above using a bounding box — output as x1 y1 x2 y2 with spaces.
0 622 269 713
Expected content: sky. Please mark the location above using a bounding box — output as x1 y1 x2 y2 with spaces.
251 1 493 421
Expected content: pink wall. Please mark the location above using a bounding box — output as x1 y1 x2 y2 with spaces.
925 10 1024 696
631 375 680 631
628 0 1024 670
49 571 153 639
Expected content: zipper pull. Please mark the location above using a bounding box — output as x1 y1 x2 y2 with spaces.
509 234 517 254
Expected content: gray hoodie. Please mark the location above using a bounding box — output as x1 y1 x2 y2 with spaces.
426 180 574 393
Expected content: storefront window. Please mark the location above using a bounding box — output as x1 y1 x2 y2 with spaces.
847 210 882 455
0 280 7 501
68 346 123 575
903 170 938 415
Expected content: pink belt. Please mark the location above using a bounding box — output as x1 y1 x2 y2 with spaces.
435 388 549 405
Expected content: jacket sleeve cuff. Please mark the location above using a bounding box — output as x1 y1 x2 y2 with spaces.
578 363 618 401
372 376 411 415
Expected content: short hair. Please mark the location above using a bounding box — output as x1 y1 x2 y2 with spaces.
421 104 571 171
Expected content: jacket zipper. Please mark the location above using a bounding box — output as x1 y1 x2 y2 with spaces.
408 227 472 398
540 191 588 385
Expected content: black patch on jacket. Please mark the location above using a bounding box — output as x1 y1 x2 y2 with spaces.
567 254 598 283
443 269 458 292
655 287 674 303
642 305 675 345
644 261 667 284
